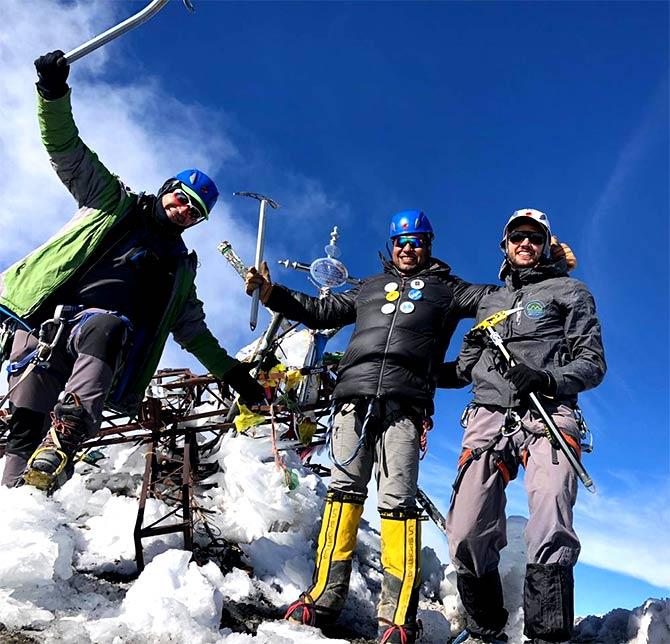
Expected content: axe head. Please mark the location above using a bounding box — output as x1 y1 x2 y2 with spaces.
471 306 524 334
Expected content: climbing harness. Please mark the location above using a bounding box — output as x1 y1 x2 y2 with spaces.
1 306 132 410
468 308 596 493
574 404 594 453
0 305 78 409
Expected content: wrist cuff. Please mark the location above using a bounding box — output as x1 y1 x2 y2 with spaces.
36 81 69 101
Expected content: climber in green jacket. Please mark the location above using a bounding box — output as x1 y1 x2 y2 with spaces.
0 51 264 491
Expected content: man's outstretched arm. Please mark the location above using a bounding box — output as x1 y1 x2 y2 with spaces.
35 50 124 213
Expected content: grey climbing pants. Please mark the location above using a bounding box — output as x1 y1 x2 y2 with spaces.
329 398 423 511
446 405 581 577
5 309 129 460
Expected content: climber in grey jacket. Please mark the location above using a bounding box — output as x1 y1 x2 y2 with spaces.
442 209 606 644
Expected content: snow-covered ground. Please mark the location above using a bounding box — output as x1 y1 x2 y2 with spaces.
0 331 667 643
1 433 668 644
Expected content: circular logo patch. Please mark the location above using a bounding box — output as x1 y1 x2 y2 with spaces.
381 303 396 315
400 301 415 314
384 281 399 292
386 290 400 302
410 279 425 290
524 300 547 319
408 289 423 301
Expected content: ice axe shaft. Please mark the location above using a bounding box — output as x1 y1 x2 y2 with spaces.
416 487 448 536
63 0 193 65
234 192 280 331
471 308 596 493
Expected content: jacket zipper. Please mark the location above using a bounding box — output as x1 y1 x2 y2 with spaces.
505 289 523 406
375 275 406 398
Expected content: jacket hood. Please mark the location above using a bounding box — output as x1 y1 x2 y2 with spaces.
147 193 188 237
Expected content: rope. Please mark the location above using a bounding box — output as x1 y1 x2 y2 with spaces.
327 399 374 469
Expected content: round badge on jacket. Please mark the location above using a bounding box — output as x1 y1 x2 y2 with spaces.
408 289 423 301
386 290 400 302
400 301 415 314
410 278 425 289
384 281 399 292
381 303 396 315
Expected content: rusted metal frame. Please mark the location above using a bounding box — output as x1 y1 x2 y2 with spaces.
134 399 197 569
134 435 156 571
182 431 194 551
135 435 193 556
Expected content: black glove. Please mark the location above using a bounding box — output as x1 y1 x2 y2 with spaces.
505 364 554 396
223 362 266 407
35 50 70 100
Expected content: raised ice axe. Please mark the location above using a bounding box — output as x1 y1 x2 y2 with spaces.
234 192 280 331
470 307 596 493
63 0 195 65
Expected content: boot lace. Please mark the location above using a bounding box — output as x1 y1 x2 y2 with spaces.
284 593 316 626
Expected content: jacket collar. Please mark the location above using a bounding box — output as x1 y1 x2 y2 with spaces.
500 256 568 288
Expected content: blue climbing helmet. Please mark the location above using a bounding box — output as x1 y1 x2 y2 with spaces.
389 210 434 240
172 168 219 218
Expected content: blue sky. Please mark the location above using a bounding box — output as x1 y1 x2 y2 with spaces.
1 0 668 619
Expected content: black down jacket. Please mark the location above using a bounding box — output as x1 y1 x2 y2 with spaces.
266 257 495 412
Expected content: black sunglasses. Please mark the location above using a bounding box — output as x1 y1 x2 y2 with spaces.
508 230 545 245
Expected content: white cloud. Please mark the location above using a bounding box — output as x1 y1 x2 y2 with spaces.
575 476 670 589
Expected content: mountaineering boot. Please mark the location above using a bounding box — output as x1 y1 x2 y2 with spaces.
285 489 365 627
377 509 422 644
451 629 508 643
1 407 50 487
523 563 574 643
24 393 88 492
1 453 29 487
456 570 508 641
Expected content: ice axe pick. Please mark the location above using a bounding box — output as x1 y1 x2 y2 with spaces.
234 192 280 331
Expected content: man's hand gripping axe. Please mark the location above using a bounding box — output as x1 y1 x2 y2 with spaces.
235 192 280 331
470 307 596 493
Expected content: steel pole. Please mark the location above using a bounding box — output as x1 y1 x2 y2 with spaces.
64 0 181 64
250 199 268 331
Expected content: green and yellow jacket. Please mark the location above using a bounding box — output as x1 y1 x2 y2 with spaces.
0 91 237 413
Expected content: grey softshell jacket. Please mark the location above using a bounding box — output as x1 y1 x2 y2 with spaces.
455 259 607 408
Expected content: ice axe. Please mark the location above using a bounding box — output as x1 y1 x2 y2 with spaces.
234 192 280 331
63 0 195 65
470 307 596 493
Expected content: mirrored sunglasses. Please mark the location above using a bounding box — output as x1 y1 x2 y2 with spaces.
508 230 545 245
393 235 428 249
173 188 206 222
